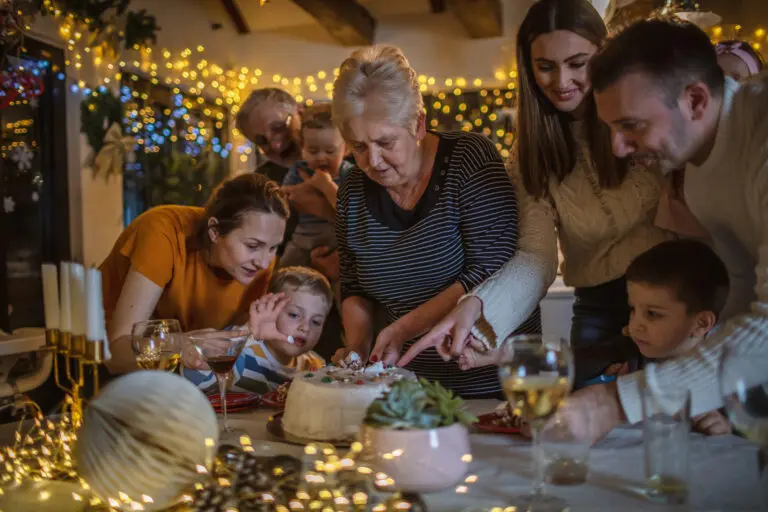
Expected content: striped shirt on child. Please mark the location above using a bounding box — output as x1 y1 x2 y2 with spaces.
184 338 324 394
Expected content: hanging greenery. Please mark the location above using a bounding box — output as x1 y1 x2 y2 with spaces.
80 88 123 153
136 148 228 208
31 0 160 51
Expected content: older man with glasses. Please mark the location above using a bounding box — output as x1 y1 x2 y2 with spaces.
236 88 344 359
236 88 303 184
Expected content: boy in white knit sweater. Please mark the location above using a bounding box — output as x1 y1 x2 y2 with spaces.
605 240 731 435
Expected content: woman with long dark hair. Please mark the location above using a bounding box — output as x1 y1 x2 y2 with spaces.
401 0 675 386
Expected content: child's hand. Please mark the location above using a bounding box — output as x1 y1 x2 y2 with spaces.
693 410 732 436
605 362 630 376
249 293 292 344
299 167 334 190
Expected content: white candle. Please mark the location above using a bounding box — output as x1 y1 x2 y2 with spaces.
69 263 87 336
41 264 60 330
59 262 72 332
85 267 103 341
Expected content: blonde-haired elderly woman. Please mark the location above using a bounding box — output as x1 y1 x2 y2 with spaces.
333 45 540 398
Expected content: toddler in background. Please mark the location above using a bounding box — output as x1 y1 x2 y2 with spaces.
715 40 764 82
576 239 732 435
184 266 330 393
280 102 354 269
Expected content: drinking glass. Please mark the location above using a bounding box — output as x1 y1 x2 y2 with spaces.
540 407 590 486
720 344 768 508
497 334 574 510
188 329 249 435
131 319 183 373
641 366 691 504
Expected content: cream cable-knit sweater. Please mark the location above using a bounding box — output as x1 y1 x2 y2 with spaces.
466 126 674 347
618 75 768 422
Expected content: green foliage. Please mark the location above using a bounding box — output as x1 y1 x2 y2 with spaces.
136 148 227 208
32 0 160 51
124 9 159 48
80 90 123 153
364 378 478 430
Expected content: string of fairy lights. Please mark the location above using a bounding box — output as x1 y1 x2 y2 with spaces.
15 1 768 165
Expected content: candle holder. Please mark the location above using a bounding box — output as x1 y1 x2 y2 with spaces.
44 329 105 429
84 339 104 395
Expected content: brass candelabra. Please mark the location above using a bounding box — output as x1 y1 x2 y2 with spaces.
45 328 105 427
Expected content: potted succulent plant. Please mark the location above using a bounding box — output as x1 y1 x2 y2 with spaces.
359 378 477 493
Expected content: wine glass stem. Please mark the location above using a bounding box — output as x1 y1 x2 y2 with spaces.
217 372 228 431
531 423 545 497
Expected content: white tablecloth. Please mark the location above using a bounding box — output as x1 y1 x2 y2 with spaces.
226 400 766 512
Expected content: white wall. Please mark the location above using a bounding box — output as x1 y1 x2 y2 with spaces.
129 0 533 84
30 0 536 266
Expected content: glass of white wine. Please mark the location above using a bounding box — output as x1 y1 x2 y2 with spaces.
131 319 183 373
720 344 768 507
497 334 574 510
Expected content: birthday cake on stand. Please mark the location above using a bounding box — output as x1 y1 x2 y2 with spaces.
282 353 414 442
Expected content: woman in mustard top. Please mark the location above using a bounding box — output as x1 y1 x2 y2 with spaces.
100 173 289 374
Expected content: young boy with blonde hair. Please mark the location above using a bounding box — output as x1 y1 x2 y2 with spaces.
184 266 331 393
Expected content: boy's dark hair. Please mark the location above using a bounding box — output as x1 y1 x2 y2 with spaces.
268 266 333 311
590 19 724 106
626 240 729 318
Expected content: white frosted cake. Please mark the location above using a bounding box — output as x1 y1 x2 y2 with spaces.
282 357 414 442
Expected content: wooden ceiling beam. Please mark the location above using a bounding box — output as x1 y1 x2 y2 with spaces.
292 0 376 46
220 0 250 34
446 0 502 38
429 0 447 13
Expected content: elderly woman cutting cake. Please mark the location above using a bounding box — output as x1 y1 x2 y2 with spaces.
332 45 540 398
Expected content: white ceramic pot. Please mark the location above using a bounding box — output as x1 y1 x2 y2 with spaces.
359 423 471 493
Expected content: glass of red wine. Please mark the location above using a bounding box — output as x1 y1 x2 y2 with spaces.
188 329 249 434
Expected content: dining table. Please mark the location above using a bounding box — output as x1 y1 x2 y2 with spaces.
225 399 766 512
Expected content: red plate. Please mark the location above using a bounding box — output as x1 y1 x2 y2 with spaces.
208 392 261 413
261 381 291 409
474 411 523 435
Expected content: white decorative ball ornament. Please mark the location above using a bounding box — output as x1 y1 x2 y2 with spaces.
74 371 218 511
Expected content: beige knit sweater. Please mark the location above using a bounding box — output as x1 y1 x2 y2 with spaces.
467 124 675 347
618 75 768 422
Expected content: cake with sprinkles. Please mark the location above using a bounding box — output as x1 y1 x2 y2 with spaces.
281 353 414 442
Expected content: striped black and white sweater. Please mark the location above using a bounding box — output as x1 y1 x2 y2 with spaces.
336 131 540 398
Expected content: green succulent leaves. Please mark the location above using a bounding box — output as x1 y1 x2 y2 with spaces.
364 378 478 430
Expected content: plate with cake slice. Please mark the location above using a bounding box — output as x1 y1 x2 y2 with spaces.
261 381 290 409
473 403 526 435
